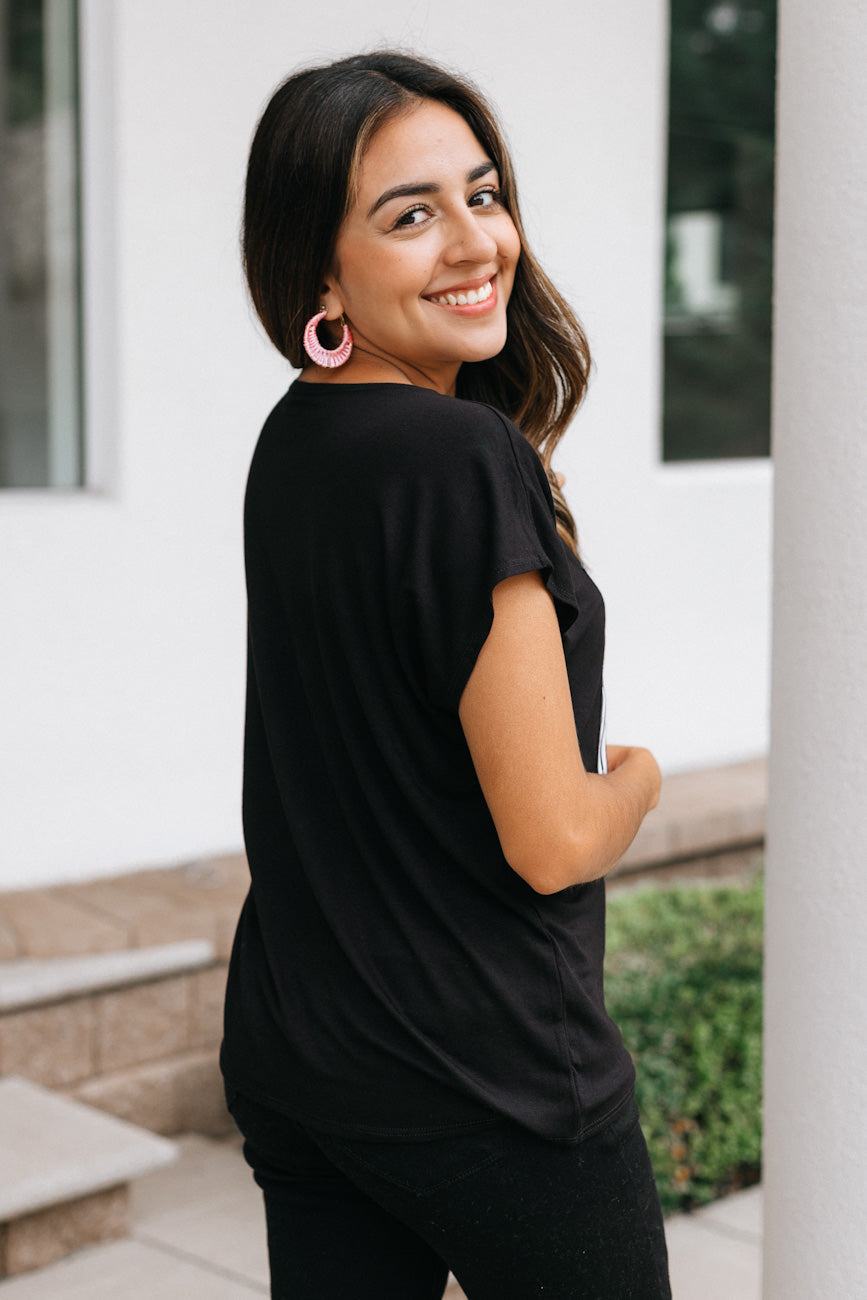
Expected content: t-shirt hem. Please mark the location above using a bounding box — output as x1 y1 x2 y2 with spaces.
221 1071 501 1140
221 1057 635 1146
573 1080 636 1144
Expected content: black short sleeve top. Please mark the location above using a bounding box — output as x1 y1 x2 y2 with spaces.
220 381 634 1142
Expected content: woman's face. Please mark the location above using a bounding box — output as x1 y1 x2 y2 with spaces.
325 100 521 394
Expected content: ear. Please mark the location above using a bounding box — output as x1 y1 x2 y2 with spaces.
320 276 345 322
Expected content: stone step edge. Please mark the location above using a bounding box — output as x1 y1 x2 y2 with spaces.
67 1048 234 1139
0 939 217 1013
0 1076 177 1223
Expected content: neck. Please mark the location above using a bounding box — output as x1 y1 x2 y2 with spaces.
349 349 420 386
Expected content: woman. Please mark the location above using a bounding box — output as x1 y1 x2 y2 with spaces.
221 50 670 1299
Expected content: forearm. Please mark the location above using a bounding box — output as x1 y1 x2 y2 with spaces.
556 753 659 890
507 748 660 895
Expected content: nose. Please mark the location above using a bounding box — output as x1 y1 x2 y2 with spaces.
443 207 499 265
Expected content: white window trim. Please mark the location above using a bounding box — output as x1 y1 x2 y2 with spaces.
78 0 117 495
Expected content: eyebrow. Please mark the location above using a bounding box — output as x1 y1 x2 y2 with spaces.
367 161 497 218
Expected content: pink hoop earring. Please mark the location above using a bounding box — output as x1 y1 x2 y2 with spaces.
303 308 353 368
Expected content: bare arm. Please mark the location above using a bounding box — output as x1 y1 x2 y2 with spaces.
458 570 660 894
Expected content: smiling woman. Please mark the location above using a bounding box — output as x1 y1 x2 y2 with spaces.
223 50 670 1300
318 101 520 392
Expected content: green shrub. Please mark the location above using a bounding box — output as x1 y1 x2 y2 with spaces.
604 871 763 1213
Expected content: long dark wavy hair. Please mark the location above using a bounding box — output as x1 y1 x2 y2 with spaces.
243 50 590 551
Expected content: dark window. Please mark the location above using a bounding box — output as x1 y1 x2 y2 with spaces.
1 0 82 488
663 0 776 461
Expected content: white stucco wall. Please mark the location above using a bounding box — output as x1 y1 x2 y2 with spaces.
0 0 771 888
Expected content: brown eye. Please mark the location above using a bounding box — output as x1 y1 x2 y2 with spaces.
393 205 431 229
469 187 503 209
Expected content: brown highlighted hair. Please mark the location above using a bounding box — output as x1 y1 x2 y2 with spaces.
243 50 590 550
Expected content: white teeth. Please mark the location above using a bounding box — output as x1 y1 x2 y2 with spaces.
431 279 493 306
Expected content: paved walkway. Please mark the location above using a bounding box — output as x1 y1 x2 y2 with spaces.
0 1133 762 1298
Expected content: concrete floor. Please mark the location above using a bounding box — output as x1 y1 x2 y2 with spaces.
0 1133 762 1298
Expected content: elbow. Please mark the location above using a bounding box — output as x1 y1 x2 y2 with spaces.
504 829 602 895
529 874 579 897
528 867 593 896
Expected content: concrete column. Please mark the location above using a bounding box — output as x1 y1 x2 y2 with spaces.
764 2 867 1296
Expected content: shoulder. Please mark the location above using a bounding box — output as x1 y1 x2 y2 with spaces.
369 387 540 483
288 379 520 449
249 381 547 504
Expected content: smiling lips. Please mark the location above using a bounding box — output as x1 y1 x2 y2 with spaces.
426 277 496 309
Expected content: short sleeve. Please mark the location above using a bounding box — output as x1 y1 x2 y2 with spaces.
402 402 580 712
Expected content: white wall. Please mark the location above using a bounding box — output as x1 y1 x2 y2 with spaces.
0 0 771 888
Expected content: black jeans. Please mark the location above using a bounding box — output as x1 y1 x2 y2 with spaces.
226 1088 671 1300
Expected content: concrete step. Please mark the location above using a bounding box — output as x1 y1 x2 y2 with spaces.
0 855 250 964
0 1077 176 1280
0 942 230 1138
0 940 216 1012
